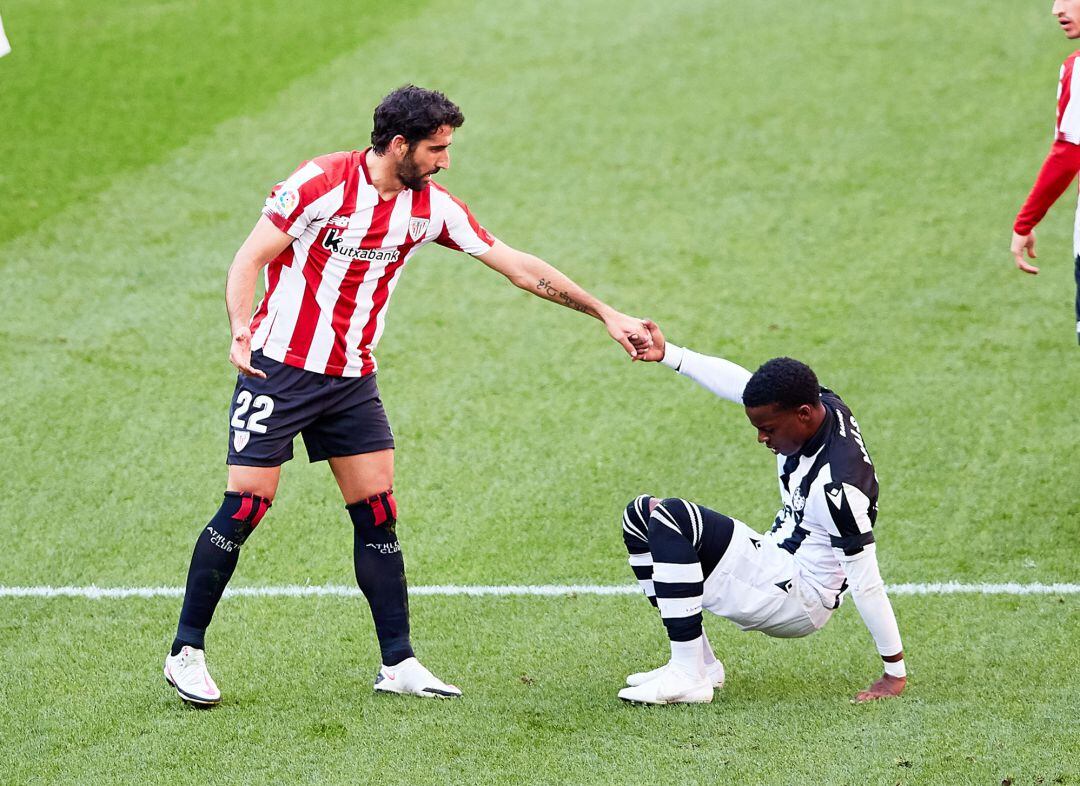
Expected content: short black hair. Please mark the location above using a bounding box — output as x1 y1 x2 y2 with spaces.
741 357 820 410
370 85 464 154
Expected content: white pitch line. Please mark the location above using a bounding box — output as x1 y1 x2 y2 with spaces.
0 582 1077 599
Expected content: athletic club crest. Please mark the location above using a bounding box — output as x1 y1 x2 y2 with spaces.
408 217 430 241
233 430 250 452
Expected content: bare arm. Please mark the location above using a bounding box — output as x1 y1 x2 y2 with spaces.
475 239 650 358
226 215 294 378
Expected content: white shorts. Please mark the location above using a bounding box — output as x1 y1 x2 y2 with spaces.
701 519 833 638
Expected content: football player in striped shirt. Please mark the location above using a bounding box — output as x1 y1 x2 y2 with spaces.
617 321 906 705
1011 0 1080 344
163 85 652 706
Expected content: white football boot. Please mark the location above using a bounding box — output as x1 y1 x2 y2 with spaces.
164 646 221 706
618 664 714 705
626 659 725 688
373 657 462 698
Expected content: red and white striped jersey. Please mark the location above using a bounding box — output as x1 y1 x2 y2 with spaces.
1056 51 1080 143
250 149 496 377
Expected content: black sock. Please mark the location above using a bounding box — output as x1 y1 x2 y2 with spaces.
172 491 270 654
348 490 414 666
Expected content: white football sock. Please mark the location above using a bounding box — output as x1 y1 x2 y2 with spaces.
701 630 717 666
670 635 706 676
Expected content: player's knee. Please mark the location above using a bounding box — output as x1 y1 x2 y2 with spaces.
648 497 700 546
621 494 653 550
347 488 399 539
215 491 271 547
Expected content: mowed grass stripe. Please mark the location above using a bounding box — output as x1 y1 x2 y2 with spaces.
1 581 1077 599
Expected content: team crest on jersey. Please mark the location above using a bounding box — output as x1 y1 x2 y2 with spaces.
232 430 250 452
408 217 430 241
790 487 806 512
272 187 299 217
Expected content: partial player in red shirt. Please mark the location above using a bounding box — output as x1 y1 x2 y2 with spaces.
1011 0 1080 343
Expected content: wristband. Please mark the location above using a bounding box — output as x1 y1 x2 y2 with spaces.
883 658 906 678
661 343 685 371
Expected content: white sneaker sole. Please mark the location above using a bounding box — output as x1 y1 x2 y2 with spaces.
163 667 221 707
626 662 725 689
617 687 714 705
373 682 462 699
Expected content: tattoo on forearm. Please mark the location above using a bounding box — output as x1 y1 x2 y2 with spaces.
536 278 593 314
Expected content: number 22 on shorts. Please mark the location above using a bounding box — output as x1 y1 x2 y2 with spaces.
231 391 275 434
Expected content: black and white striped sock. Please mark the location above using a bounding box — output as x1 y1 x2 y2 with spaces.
622 494 657 606
648 498 707 669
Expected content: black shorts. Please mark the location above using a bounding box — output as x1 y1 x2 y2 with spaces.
226 351 395 467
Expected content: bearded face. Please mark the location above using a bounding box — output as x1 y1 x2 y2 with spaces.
396 148 440 191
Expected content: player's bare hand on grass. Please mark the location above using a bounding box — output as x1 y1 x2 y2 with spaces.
605 312 653 359
636 319 667 362
1010 231 1040 274
229 329 267 379
853 673 906 703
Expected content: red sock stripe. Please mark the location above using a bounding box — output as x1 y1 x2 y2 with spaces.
233 495 254 522
361 489 395 527
231 493 271 527
251 498 270 527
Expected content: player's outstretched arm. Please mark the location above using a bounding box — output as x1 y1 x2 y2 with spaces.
225 215 293 378
638 319 751 404
839 546 907 703
476 240 650 358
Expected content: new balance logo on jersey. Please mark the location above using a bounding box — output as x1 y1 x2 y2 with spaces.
321 228 400 262
327 214 350 228
408 217 429 241
233 430 250 452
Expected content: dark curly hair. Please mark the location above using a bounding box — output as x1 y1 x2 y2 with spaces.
741 357 820 410
370 85 465 154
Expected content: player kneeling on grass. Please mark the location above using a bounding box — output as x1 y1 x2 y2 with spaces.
617 320 906 705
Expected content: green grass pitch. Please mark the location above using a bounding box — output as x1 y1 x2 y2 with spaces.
1 0 1078 784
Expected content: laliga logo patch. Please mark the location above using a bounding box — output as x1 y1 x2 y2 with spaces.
233 430 250 452
272 187 299 217
408 217 429 241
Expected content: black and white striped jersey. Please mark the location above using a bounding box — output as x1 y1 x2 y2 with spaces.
660 342 904 661
765 389 879 609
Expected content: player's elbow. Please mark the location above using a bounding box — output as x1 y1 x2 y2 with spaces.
849 573 885 598
842 553 886 596
229 249 268 278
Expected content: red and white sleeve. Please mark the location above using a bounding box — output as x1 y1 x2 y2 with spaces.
432 186 497 255
1014 54 1080 235
261 160 339 238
